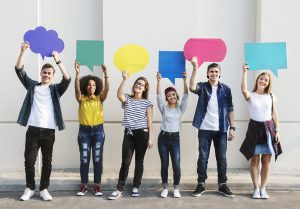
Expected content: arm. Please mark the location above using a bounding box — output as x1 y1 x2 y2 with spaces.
241 63 250 100
52 52 70 80
156 72 164 113
74 61 81 103
117 71 127 103
100 64 109 102
189 56 198 92
272 101 280 143
183 71 188 94
146 106 154 149
16 42 29 69
228 111 235 141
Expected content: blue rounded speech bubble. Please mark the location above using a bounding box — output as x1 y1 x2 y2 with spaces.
23 26 64 60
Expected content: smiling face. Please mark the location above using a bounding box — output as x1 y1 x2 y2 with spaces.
86 79 96 95
166 91 178 105
253 72 272 94
40 67 55 85
207 67 221 83
133 79 146 93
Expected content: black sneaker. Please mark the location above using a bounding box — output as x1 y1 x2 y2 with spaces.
192 184 205 197
218 184 234 197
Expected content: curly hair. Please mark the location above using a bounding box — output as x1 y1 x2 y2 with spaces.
131 77 149 99
80 75 103 96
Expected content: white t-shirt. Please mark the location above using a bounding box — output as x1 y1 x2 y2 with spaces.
27 85 56 129
247 92 277 122
200 86 219 131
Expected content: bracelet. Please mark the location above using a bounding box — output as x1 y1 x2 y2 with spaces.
56 60 61 65
104 76 109 78
229 126 236 131
275 128 280 132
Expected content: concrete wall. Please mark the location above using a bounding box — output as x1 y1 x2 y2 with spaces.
0 0 299 177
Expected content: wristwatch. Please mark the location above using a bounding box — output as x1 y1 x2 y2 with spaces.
230 127 236 131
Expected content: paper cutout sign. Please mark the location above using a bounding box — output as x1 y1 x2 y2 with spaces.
244 42 287 77
114 44 149 75
184 38 227 67
23 26 64 60
159 51 185 84
76 40 104 71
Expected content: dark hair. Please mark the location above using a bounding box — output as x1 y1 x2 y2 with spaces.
80 75 103 96
252 72 272 94
164 87 179 102
131 77 149 99
41 63 55 74
207 63 221 72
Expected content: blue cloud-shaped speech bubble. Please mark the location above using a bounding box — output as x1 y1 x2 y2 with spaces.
159 51 185 84
23 26 64 60
244 42 287 77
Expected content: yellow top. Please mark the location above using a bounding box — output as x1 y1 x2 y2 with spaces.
78 95 104 125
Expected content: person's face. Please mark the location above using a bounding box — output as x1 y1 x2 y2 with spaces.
207 67 220 82
257 74 270 90
166 91 178 104
134 79 146 93
40 68 54 85
86 80 96 95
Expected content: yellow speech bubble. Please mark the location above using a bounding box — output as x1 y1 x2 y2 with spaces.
114 44 149 75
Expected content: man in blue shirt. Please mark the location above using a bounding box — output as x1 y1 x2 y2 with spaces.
189 57 235 197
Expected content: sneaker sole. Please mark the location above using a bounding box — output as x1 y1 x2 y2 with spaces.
20 194 35 201
192 191 205 197
218 191 234 198
132 194 140 197
95 192 103 196
108 194 122 200
76 191 87 196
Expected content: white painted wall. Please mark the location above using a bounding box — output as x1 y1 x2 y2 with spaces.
0 0 299 178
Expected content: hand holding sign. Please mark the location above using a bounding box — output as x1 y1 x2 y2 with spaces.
244 42 287 77
184 38 227 68
23 26 64 60
114 44 149 76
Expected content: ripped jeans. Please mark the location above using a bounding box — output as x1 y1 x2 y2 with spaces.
78 124 105 184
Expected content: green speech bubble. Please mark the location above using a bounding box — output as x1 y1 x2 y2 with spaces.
76 40 104 71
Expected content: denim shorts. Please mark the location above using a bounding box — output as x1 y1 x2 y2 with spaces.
254 131 275 155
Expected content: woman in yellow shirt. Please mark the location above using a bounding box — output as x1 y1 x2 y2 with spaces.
74 61 109 196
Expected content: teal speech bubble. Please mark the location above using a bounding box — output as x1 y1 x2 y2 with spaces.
244 42 287 77
76 40 104 71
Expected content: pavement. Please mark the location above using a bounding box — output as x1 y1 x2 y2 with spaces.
0 169 299 209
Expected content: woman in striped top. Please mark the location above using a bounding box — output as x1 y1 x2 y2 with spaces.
108 72 153 200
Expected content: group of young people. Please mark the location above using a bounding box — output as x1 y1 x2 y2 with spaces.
15 42 282 202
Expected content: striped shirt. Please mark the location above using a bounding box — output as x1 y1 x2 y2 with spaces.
122 94 152 130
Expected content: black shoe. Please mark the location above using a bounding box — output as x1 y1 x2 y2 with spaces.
218 184 234 197
192 184 205 197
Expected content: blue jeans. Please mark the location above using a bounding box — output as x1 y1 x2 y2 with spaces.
78 124 105 184
158 131 181 187
197 130 228 184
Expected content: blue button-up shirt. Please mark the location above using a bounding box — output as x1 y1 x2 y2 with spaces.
191 81 233 133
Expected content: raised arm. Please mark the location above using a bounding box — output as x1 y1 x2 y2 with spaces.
189 56 198 92
183 71 188 94
74 61 81 103
156 72 161 95
241 63 250 100
16 42 29 69
117 71 127 103
52 51 70 80
100 64 109 102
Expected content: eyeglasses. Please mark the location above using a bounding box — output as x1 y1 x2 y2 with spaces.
42 71 53 75
135 82 145 87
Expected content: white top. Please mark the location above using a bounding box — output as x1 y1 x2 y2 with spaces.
122 94 152 130
157 94 188 132
247 92 277 122
200 86 219 131
28 85 56 129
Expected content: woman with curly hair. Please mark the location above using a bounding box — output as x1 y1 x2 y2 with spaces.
74 61 109 197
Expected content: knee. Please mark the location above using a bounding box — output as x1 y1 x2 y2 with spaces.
261 158 270 168
250 156 260 167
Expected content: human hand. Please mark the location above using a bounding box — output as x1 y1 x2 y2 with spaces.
156 72 162 81
242 63 249 72
147 139 153 149
101 64 107 75
191 56 198 69
182 71 187 80
228 129 235 141
74 61 80 74
21 42 30 52
52 51 59 62
274 132 280 144
122 71 127 80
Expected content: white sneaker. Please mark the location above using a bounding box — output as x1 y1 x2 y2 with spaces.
40 189 53 201
160 189 168 198
260 188 269 199
20 188 35 201
173 188 181 198
252 188 260 199
132 187 140 197
108 190 122 200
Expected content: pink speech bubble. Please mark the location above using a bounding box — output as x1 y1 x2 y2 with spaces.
184 38 227 67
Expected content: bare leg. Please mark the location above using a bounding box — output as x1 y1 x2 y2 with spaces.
260 154 272 188
250 155 260 188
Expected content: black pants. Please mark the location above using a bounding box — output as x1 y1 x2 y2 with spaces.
117 129 149 191
24 126 55 191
